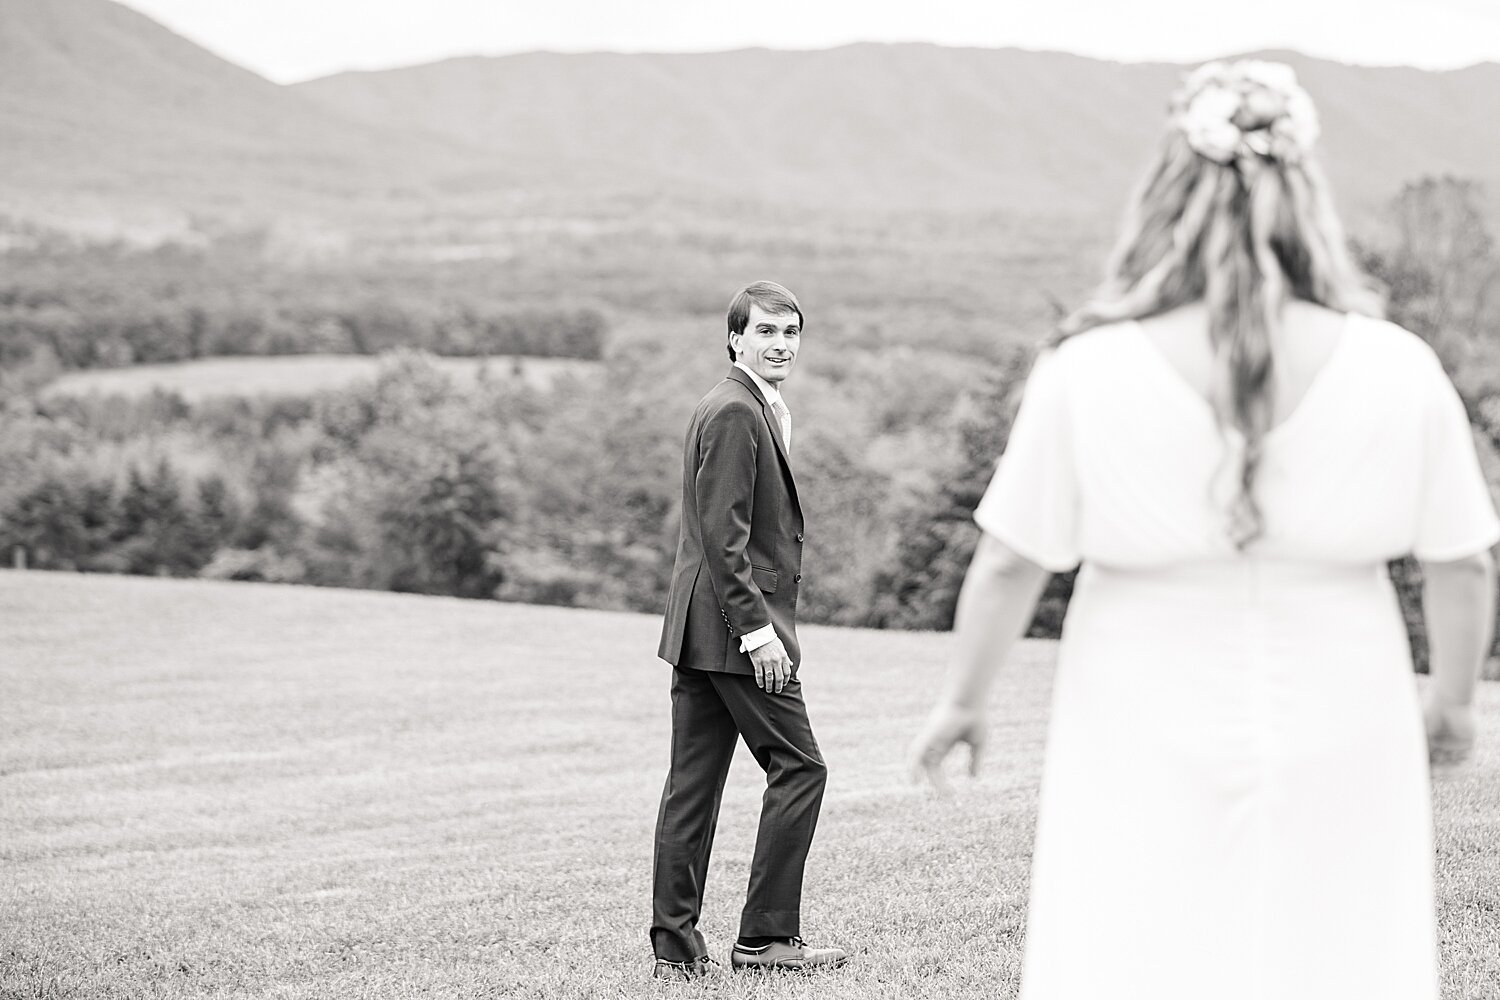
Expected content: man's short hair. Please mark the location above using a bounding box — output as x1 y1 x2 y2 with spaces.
726 281 803 362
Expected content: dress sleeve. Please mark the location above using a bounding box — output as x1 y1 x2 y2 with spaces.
1412 357 1500 561
973 349 1081 572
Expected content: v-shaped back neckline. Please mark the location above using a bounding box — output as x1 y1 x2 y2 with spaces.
1126 312 1355 441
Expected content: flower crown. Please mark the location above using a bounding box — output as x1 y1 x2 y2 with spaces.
1171 60 1320 165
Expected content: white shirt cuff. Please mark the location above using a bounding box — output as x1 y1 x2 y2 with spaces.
738 624 778 653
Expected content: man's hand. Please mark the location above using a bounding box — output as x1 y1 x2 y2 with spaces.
908 702 987 795
748 637 793 693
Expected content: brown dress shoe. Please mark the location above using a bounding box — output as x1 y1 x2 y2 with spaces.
730 937 848 970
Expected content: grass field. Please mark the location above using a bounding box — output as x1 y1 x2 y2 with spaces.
2 571 1498 999
41 355 597 401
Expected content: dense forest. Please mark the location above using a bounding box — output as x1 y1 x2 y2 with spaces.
2 178 1498 671
0 235 607 368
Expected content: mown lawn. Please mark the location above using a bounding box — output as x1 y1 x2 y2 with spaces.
2 571 1497 999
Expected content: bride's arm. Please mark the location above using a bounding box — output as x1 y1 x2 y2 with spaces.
1420 548 1497 766
909 533 1051 789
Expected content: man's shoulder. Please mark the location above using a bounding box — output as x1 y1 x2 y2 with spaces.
696 375 762 417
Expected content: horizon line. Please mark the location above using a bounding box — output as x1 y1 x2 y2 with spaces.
274 40 1498 86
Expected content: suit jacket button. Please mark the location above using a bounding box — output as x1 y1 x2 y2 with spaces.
796 533 804 542
794 574 802 583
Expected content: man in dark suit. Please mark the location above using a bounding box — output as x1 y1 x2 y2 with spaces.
650 281 846 979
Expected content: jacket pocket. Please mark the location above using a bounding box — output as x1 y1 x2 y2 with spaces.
750 565 779 593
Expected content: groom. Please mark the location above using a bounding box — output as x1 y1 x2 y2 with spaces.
650 281 846 979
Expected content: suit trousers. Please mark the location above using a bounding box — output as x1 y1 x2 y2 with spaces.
650 664 828 962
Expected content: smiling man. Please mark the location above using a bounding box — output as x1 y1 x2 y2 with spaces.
650 281 847 979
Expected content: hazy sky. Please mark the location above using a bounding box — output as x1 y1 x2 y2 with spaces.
116 0 1500 84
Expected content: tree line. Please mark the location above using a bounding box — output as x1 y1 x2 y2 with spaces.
1 178 1496 673
0 241 606 369
0 341 970 627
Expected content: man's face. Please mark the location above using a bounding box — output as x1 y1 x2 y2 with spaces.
731 304 801 387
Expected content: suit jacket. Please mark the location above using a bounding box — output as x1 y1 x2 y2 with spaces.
658 366 805 675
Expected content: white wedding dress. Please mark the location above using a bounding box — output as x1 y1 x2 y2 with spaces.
974 313 1499 1000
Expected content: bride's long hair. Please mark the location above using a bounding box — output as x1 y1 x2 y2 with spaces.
1052 61 1382 546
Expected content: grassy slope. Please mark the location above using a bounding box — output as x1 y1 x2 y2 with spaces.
1 571 1496 999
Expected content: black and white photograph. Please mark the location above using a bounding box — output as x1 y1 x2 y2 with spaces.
3 1 1499 997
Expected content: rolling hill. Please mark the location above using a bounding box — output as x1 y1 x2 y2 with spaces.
1 0 1498 237
293 45 1500 224
0 0 490 235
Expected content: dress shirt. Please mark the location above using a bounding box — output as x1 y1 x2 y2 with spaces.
731 361 790 655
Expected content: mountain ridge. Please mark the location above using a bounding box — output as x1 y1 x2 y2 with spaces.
0 0 494 234
3 1 1499 237
292 41 1500 84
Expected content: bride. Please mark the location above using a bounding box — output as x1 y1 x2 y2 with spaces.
909 60 1497 999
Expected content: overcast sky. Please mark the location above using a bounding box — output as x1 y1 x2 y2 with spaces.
116 0 1500 84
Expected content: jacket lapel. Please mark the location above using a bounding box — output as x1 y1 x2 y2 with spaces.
725 366 800 506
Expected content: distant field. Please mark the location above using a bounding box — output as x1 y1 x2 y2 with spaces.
42 354 598 401
2 572 1497 999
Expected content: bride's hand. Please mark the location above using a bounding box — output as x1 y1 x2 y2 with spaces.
908 702 987 795
1423 696 1476 772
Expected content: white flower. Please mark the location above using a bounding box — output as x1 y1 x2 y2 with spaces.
1236 60 1298 94
1182 61 1231 96
1172 59 1319 164
1188 85 1239 123
1280 89 1320 149
1179 85 1242 162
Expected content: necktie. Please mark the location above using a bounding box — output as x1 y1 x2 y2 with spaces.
771 399 792 454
